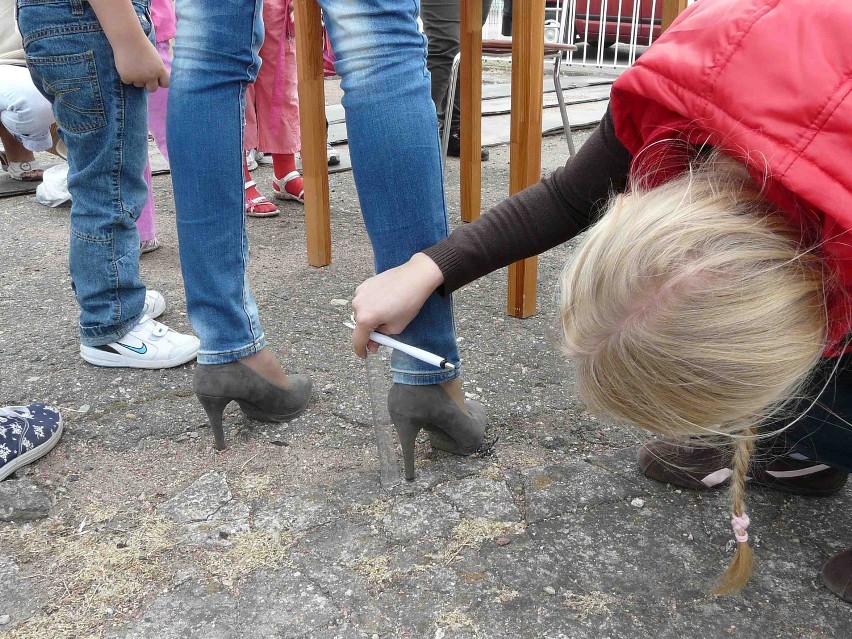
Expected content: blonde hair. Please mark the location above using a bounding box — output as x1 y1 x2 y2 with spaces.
560 154 828 593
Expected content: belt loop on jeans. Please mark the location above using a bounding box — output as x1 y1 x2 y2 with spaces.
70 0 85 15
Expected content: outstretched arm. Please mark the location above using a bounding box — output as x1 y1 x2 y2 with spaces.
352 107 631 357
88 0 169 92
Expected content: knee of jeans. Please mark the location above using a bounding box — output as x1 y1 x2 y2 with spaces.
2 94 54 138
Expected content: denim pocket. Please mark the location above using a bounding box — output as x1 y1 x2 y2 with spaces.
27 51 106 133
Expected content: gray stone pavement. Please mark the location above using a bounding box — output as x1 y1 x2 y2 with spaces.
1 122 851 638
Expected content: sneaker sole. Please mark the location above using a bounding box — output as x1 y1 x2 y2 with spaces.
0 415 64 481
80 346 198 369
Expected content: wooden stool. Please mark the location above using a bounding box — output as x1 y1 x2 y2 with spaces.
294 0 331 267
294 0 550 314
294 0 687 311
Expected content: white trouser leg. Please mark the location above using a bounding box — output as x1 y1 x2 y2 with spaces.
0 65 55 152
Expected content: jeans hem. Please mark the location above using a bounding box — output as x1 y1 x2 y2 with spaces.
79 312 144 347
391 366 461 386
197 334 267 365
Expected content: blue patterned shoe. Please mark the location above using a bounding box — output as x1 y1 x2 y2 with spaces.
0 404 63 481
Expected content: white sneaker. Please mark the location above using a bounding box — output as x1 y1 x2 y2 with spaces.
80 316 200 369
327 143 340 166
144 290 166 319
255 150 273 166
245 149 259 172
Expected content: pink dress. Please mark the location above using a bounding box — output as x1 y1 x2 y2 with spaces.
150 0 177 42
137 0 176 243
244 0 301 155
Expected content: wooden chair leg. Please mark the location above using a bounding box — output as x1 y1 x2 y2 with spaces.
294 0 331 266
507 0 545 318
459 0 482 223
661 0 689 31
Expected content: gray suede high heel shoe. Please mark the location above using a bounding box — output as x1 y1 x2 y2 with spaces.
194 361 312 450
387 383 488 480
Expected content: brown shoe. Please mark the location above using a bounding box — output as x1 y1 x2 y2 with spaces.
821 549 852 602
638 438 848 496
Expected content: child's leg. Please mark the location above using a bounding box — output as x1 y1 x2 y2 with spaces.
243 158 278 216
137 159 157 243
147 40 172 162
252 1 303 199
17 1 150 346
271 153 303 201
138 41 171 246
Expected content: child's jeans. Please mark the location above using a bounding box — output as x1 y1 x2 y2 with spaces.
170 0 460 382
17 0 152 346
138 39 172 243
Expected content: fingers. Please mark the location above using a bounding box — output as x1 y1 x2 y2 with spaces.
145 78 159 93
159 69 170 89
352 322 372 359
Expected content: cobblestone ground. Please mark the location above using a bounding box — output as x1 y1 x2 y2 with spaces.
1 127 850 638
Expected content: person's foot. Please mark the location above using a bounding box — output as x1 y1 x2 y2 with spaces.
239 347 291 389
245 149 259 172
446 129 490 161
143 289 167 320
255 150 273 166
638 438 849 495
327 143 340 166
271 171 305 204
822 548 852 602
0 150 46 181
245 180 279 217
0 404 64 481
79 316 200 369
140 238 161 254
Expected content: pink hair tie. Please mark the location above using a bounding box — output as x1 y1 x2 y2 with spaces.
731 513 750 543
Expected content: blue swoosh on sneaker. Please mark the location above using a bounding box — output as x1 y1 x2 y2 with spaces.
117 342 147 355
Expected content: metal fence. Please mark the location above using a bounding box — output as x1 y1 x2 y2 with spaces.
484 0 695 70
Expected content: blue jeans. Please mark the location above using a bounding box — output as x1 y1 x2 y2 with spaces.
170 0 459 384
16 0 152 347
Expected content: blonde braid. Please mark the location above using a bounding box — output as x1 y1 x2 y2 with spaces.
715 432 756 594
560 152 829 594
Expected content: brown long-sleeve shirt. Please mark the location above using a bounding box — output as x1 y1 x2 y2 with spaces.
423 107 631 294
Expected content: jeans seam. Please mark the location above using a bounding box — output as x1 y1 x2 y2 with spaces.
112 79 126 325
238 80 260 347
21 23 103 47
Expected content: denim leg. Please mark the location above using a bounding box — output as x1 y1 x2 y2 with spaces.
319 0 460 385
169 0 267 364
17 0 151 346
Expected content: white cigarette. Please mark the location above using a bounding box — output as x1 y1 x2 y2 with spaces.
344 320 457 370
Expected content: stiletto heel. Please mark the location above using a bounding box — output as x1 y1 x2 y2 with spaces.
193 362 312 450
392 416 423 481
387 383 491 480
197 394 232 450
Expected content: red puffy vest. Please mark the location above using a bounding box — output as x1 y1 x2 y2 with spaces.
610 0 852 354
